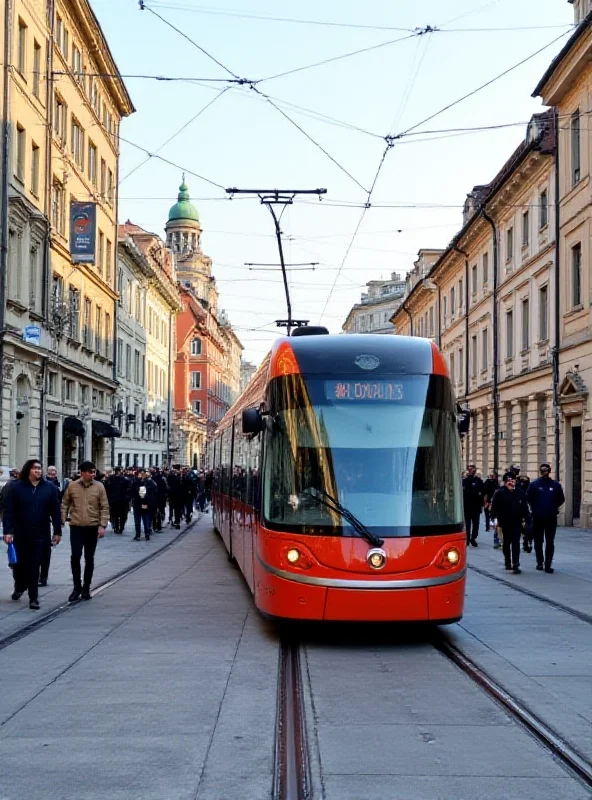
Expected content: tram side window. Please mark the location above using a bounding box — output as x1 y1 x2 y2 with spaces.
212 437 221 493
232 429 247 501
246 433 262 509
221 427 233 496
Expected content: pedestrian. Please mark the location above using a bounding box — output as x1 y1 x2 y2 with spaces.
104 467 131 534
151 468 168 531
38 465 63 586
181 468 197 523
518 474 533 553
526 463 565 574
2 460 62 610
490 472 531 574
130 469 158 541
483 471 499 533
61 461 109 602
463 464 485 547
167 468 184 529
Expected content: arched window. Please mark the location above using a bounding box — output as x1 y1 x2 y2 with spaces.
191 337 202 356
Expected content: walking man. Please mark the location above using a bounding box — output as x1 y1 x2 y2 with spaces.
130 469 158 541
483 472 499 532
463 464 484 547
104 467 131 534
491 472 531 575
39 465 62 586
527 464 565 574
2 460 62 610
61 461 109 602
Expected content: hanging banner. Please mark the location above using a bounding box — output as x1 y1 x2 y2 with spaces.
70 201 96 264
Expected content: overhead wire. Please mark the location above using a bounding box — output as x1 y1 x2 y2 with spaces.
119 87 229 185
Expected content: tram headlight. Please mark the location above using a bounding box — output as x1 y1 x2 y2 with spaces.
367 548 387 570
286 548 301 564
445 547 461 565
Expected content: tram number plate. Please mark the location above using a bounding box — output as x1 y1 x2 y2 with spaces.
326 381 404 402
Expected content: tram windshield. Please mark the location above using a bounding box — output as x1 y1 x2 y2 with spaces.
263 374 463 537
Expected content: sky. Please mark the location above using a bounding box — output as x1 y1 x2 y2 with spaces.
90 0 575 365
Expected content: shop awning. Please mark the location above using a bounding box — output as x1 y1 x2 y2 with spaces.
63 416 85 436
92 420 122 438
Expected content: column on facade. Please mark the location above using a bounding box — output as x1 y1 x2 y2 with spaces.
480 409 489 477
526 394 539 478
55 417 64 479
84 419 93 461
510 400 523 470
499 402 511 469
544 390 556 475
582 404 592 528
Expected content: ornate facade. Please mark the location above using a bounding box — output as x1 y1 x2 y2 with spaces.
342 272 406 334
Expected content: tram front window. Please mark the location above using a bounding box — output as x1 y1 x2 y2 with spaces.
263 375 463 537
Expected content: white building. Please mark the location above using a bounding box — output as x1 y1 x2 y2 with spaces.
342 272 407 334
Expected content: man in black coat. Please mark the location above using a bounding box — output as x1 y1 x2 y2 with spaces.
151 469 168 531
462 464 485 547
490 473 531 575
181 468 197 524
104 467 131 534
166 469 184 529
2 459 62 609
130 470 158 541
526 464 565 574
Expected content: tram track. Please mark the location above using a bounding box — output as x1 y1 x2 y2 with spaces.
468 563 592 625
435 631 592 791
0 518 199 652
273 636 311 800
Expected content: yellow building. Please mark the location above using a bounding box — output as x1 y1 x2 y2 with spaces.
0 0 133 476
393 112 558 512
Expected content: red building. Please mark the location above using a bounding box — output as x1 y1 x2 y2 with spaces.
167 182 242 466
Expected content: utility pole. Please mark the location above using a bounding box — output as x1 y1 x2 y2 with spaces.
225 188 326 334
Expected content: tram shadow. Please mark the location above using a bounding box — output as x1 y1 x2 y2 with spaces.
276 620 442 651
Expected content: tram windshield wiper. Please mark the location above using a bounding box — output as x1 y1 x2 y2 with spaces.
303 488 384 548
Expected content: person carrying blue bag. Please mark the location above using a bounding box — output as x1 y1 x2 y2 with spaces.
2 459 62 610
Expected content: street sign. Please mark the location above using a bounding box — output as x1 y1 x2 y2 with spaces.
22 324 41 345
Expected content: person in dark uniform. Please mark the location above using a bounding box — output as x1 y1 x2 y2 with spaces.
130 470 158 541
483 471 499 532
104 467 131 534
181 468 197 524
151 469 168 531
462 464 485 547
526 464 565 574
166 468 184 529
3 460 62 609
39 466 63 586
517 474 533 552
491 472 531 574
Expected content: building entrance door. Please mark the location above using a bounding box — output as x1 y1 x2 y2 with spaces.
572 424 582 521
47 421 57 469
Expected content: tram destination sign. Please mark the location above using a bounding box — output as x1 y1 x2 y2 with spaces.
326 380 404 402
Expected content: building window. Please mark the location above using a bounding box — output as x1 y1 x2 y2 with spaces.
15 124 25 181
117 338 124 376
458 279 463 309
140 354 145 386
30 142 39 195
522 210 529 247
51 178 65 234
17 19 27 76
471 265 477 298
458 347 463 382
72 44 82 80
97 230 104 276
71 117 84 168
449 352 455 384
506 309 514 359
100 158 107 197
471 335 478 377
506 227 514 261
521 298 530 351
107 169 114 205
48 372 58 397
450 287 455 315
53 93 67 143
190 371 201 389
428 306 434 336
192 400 201 414
33 41 42 97
134 350 140 384
95 306 102 354
88 141 97 185
483 251 489 286
191 337 202 355
83 297 92 347
571 108 581 185
56 15 68 58
105 312 111 359
481 328 488 371
125 344 131 380
539 189 548 229
106 239 112 284
571 242 582 307
68 286 80 340
539 285 548 341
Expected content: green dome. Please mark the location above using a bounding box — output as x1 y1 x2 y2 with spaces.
168 181 199 223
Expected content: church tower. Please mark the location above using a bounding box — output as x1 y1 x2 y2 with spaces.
165 180 218 314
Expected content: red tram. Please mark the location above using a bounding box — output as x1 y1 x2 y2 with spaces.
211 329 466 623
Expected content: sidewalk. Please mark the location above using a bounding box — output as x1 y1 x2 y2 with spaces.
444 524 592 764
467 524 592 618
0 512 202 643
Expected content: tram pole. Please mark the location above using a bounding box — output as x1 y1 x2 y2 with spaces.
225 188 326 334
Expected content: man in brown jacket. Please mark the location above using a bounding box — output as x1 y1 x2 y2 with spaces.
61 460 109 602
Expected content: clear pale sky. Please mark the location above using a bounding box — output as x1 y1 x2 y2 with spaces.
90 0 574 364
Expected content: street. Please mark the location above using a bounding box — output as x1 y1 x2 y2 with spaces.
1 517 590 799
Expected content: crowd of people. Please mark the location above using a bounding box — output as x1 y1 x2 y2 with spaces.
0 459 212 611
463 463 565 575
